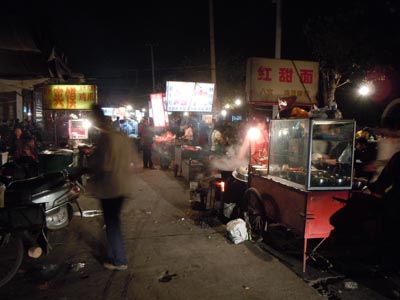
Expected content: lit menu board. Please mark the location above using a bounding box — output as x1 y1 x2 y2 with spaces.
166 81 214 112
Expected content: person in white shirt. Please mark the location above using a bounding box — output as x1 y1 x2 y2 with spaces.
182 123 194 144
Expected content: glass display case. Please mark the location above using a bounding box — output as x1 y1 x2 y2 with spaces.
267 119 356 190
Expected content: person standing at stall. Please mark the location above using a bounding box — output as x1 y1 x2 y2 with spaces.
237 119 269 165
139 117 155 169
112 116 121 131
16 136 39 178
354 137 377 181
181 123 194 145
209 121 225 158
8 127 26 162
87 104 134 271
250 120 269 165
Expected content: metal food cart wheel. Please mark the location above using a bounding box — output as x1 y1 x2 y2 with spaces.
242 188 266 241
242 188 280 242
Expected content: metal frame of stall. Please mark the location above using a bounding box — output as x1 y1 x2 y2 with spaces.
243 118 356 272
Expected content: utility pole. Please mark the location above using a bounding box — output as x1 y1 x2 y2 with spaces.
273 0 282 118
209 0 218 114
146 43 157 93
274 0 282 59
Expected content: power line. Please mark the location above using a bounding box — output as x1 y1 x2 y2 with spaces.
85 64 211 79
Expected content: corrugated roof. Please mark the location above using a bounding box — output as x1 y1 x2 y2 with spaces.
0 18 40 52
0 49 49 79
0 18 50 81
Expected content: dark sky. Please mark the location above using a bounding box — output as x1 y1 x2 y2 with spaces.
3 0 400 126
41 1 279 75
5 1 322 71
12 0 282 106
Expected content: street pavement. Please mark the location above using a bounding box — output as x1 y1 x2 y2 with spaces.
0 164 324 300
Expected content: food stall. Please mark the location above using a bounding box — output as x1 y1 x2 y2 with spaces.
241 118 356 272
174 144 204 180
42 84 97 147
153 131 176 169
164 81 215 180
40 84 97 173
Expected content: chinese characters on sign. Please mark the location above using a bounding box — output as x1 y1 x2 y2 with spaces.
246 58 319 104
166 81 214 112
257 67 314 84
43 85 98 110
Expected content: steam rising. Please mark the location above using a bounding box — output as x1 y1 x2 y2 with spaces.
210 145 249 171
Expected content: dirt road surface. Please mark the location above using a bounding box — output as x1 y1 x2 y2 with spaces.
0 166 324 300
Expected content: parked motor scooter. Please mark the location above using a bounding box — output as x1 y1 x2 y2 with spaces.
0 168 83 288
0 160 39 180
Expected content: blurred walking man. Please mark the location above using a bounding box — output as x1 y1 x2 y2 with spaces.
88 104 135 270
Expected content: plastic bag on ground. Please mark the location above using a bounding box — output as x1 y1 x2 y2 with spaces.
226 218 248 244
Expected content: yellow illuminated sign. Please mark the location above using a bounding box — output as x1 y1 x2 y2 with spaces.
43 85 97 110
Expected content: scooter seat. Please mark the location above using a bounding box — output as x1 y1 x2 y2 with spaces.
5 172 66 206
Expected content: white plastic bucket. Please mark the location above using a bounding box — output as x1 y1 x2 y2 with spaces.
223 203 236 218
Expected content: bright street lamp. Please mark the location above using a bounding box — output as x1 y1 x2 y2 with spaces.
248 127 261 141
358 82 374 96
358 85 370 96
83 119 92 129
235 98 242 106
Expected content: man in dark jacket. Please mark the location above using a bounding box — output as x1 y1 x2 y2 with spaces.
139 117 155 169
354 137 376 181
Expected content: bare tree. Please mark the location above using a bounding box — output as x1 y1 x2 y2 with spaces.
304 0 400 108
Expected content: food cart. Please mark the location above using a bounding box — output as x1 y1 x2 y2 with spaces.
240 118 356 272
173 144 203 179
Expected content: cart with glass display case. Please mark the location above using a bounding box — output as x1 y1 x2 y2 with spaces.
243 118 356 272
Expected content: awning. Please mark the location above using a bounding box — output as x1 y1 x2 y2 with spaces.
0 78 49 93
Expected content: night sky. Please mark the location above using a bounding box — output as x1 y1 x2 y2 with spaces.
3 1 316 73
3 0 400 127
